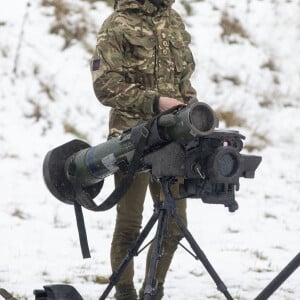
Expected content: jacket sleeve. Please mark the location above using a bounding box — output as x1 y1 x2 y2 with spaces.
172 10 197 103
180 43 197 103
91 22 157 116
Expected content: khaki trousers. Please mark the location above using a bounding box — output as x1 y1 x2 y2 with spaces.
110 172 187 285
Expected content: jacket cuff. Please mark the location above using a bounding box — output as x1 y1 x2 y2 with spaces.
143 90 157 115
153 95 160 114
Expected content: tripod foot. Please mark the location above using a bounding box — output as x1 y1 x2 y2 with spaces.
140 282 164 300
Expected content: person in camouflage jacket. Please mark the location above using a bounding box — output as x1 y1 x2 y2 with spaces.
91 0 197 298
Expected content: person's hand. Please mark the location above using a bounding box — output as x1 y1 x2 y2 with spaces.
159 97 185 112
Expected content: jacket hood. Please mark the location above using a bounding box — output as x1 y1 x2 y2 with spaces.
116 0 174 15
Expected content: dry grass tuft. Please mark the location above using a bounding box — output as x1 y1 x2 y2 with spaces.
244 132 270 152
215 109 246 127
24 98 43 122
11 208 28 220
211 74 241 86
82 0 114 7
180 0 193 16
41 0 95 50
261 58 278 72
220 11 249 41
80 274 110 284
63 122 87 140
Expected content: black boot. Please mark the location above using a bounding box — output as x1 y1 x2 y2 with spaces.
115 284 138 300
139 283 164 300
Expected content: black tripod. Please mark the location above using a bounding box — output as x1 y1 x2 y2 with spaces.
99 177 234 300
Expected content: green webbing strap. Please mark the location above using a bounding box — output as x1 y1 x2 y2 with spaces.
73 105 183 213
71 118 154 258
74 118 155 212
71 106 183 258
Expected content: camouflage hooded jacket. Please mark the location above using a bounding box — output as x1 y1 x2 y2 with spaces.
91 0 197 137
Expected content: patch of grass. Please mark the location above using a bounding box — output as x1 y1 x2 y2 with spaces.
264 212 277 219
223 75 241 86
42 270 50 277
220 11 249 41
261 58 278 72
39 80 55 101
211 74 241 86
215 109 246 127
43 0 70 16
1 153 18 159
62 278 72 284
50 21 88 50
24 98 43 122
12 295 28 300
251 250 268 261
33 64 40 76
244 132 270 152
207 294 224 299
180 0 193 16
272 245 286 251
41 0 115 53
249 267 273 273
53 214 69 229
226 227 240 234
259 96 273 108
11 209 28 220
63 122 87 140
189 270 204 277
80 275 110 284
259 82 295 108
82 0 114 7
1 47 8 58
273 75 280 85
41 0 94 49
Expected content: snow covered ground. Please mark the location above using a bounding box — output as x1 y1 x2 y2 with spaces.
0 0 299 299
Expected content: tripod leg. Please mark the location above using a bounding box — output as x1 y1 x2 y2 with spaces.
174 215 234 300
143 207 169 300
99 211 160 300
255 252 300 300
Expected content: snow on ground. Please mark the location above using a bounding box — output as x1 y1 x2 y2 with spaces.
0 0 299 299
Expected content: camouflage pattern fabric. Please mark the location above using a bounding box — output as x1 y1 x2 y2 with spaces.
91 0 197 138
